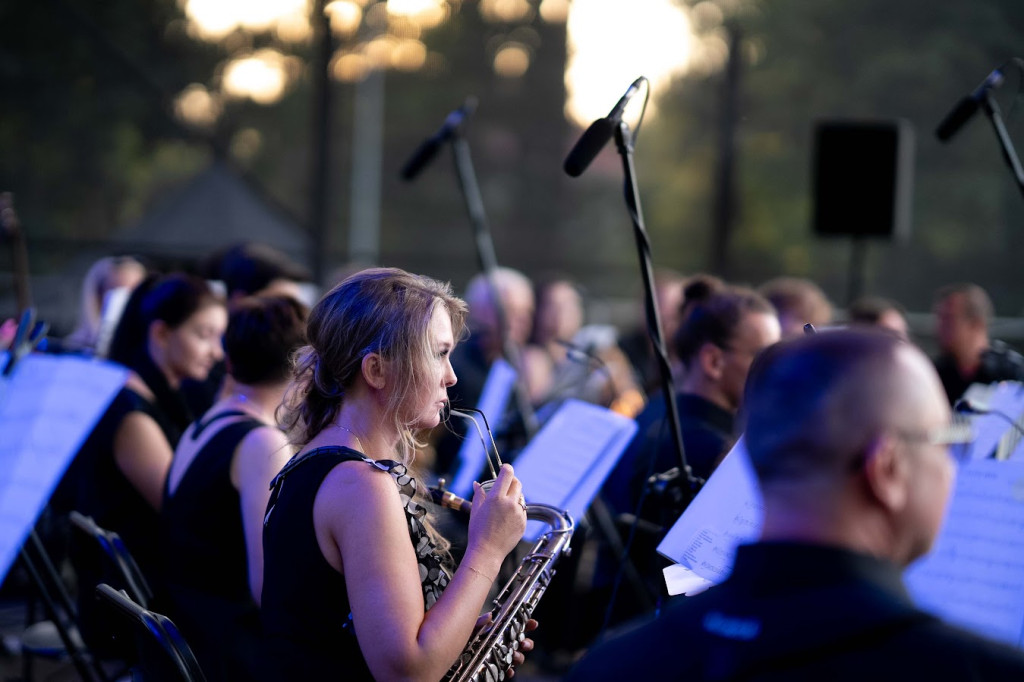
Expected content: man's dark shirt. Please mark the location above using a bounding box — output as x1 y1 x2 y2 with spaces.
603 392 735 518
935 341 1024 405
568 542 1024 681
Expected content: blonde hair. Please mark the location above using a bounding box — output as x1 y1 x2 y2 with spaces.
280 267 468 463
67 256 146 353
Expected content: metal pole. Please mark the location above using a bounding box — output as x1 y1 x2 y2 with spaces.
348 69 385 265
710 24 742 277
309 0 333 285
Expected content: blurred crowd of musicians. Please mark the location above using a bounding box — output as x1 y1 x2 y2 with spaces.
6 240 1024 680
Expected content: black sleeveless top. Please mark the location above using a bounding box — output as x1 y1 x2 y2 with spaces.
161 410 266 680
163 410 263 598
260 446 451 680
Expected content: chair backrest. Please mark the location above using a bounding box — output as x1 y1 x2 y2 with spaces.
95 584 207 682
70 511 153 607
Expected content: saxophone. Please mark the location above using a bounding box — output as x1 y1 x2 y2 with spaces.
430 485 575 682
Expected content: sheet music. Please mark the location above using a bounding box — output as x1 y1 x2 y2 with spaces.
657 437 763 582
512 399 637 542
959 382 1024 461
655 428 1024 646
0 353 126 583
449 359 518 498
905 459 1024 648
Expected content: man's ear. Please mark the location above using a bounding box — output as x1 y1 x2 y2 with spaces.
699 342 725 381
862 433 909 513
361 353 387 390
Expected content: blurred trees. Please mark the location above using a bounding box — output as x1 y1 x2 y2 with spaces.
638 0 1024 313
4 0 1024 324
0 0 219 260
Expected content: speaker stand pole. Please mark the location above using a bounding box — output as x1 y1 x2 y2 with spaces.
846 236 868 306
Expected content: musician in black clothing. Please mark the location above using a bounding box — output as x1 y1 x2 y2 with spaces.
604 285 780 519
260 268 530 681
63 273 226 651
162 295 305 680
933 283 1024 405
569 328 1024 681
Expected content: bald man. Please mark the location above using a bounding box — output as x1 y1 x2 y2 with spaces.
434 268 535 476
569 329 1024 680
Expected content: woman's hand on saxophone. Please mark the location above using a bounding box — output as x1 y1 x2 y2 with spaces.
472 613 539 677
467 463 528 561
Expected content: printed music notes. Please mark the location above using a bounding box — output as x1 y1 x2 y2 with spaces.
657 437 763 587
0 353 126 582
905 458 1024 648
511 399 637 542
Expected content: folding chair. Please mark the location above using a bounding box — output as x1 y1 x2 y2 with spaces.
95 584 206 682
17 528 108 682
69 511 153 608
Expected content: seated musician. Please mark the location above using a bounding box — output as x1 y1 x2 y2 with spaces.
63 273 226 648
261 268 532 681
569 328 1024 680
162 295 305 679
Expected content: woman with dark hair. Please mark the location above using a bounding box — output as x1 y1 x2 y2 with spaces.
261 268 529 681
67 272 226 646
162 295 306 680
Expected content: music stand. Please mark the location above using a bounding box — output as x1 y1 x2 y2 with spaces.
1 312 127 681
0 348 127 583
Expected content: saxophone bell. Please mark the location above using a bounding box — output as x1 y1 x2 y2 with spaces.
445 502 574 682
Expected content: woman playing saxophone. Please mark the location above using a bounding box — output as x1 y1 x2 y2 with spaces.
261 268 532 681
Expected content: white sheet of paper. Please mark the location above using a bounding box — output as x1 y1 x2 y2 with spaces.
512 399 637 542
0 353 126 583
657 437 763 582
663 563 715 596
450 359 518 498
905 458 1024 648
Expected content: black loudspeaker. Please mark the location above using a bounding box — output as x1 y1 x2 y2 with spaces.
812 120 914 240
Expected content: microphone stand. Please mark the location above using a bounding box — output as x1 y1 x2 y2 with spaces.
449 130 539 438
613 119 702 510
980 90 1024 199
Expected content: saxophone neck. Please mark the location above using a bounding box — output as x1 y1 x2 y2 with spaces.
428 480 473 514
428 482 574 535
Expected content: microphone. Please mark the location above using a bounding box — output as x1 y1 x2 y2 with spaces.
400 97 478 181
564 76 646 177
555 338 606 369
935 67 1005 142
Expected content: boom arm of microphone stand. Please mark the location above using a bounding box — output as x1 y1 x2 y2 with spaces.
613 120 703 505
449 133 539 438
981 90 1024 199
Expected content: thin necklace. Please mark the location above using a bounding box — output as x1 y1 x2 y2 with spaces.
334 423 366 452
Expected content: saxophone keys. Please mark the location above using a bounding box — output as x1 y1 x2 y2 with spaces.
484 662 502 682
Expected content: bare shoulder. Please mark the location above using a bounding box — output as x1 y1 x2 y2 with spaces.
318 457 399 507
117 409 166 443
124 372 155 401
237 424 292 460
312 457 404 572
